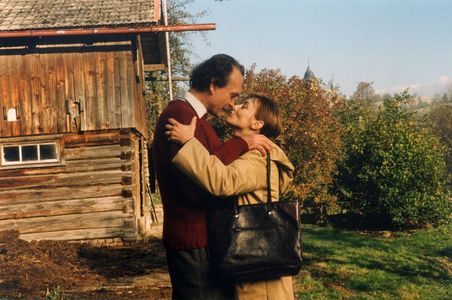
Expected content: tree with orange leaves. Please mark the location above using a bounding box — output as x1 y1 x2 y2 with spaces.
242 66 343 224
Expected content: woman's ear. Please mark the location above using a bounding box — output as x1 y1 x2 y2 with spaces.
251 120 264 130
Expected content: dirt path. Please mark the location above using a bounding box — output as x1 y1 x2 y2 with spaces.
0 225 172 299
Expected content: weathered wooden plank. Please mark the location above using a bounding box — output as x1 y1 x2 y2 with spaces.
0 169 126 190
73 52 86 131
7 55 20 136
140 137 149 216
96 51 107 129
114 53 122 128
128 52 137 128
55 53 67 133
54 54 64 132
0 133 62 143
47 54 58 133
0 184 126 205
133 74 146 137
64 137 122 148
0 196 132 220
144 64 166 72
0 211 135 234
0 55 9 137
62 130 121 147
18 54 32 135
20 227 137 242
30 53 43 134
134 37 148 138
105 51 117 128
0 165 65 177
39 54 51 134
64 156 123 166
119 51 132 128
62 53 76 132
83 51 97 131
131 135 141 219
136 36 145 90
62 161 126 173
0 160 126 177
64 144 123 160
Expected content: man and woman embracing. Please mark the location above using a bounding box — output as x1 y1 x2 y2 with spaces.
153 54 298 300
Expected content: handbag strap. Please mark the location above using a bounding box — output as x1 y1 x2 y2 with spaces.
234 151 273 216
266 152 273 212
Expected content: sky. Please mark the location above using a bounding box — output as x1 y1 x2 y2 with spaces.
186 0 452 98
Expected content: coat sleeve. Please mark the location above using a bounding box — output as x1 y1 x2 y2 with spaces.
172 138 266 197
211 135 248 165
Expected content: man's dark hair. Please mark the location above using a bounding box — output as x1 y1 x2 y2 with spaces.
190 54 244 92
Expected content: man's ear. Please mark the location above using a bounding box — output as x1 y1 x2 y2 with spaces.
209 82 216 95
251 120 264 130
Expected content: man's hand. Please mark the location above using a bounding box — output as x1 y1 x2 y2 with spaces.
165 117 197 145
241 134 272 156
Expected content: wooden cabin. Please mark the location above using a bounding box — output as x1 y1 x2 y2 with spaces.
0 0 169 243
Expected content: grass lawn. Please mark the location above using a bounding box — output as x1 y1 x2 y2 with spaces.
294 224 452 300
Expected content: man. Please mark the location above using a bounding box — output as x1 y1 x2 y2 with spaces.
153 54 270 299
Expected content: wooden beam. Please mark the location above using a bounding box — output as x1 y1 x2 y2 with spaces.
144 64 166 71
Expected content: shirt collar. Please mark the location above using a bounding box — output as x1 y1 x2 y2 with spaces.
182 91 207 118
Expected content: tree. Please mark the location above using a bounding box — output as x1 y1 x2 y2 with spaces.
242 66 344 224
447 82 452 103
351 81 381 103
429 104 452 186
334 92 451 229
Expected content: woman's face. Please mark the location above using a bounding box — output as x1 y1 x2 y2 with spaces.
226 98 260 130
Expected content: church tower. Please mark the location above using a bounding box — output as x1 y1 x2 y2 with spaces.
304 65 317 80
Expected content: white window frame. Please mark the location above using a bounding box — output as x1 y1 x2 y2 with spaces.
1 142 60 166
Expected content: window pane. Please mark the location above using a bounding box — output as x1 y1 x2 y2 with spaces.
40 144 57 160
3 146 20 162
22 145 38 161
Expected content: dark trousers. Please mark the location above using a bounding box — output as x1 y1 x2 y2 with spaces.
165 247 234 300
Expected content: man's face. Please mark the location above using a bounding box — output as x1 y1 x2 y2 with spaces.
207 66 244 115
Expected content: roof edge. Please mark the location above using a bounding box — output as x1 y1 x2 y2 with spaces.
0 23 216 39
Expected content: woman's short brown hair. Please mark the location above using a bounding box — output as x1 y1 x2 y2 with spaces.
251 95 282 138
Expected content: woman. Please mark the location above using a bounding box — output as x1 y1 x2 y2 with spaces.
166 95 295 300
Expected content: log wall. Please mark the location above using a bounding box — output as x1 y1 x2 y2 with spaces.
0 129 150 242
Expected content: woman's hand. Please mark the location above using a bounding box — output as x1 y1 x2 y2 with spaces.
165 116 197 145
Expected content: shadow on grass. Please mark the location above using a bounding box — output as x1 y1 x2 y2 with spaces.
78 237 167 278
350 252 451 283
300 225 452 289
436 246 452 259
301 225 392 255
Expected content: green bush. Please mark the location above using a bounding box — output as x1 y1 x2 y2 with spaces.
334 93 451 229
428 104 452 187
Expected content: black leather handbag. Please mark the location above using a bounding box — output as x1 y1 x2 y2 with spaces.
208 154 302 282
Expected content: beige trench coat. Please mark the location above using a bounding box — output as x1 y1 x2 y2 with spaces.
173 138 296 300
